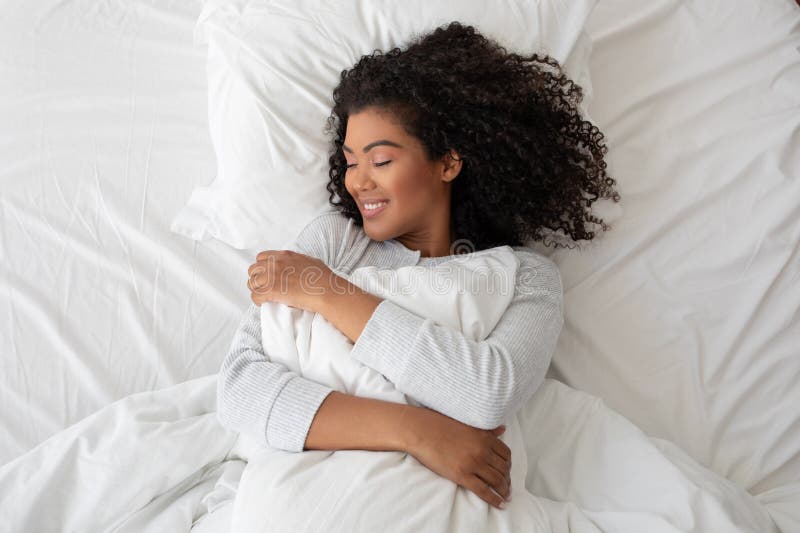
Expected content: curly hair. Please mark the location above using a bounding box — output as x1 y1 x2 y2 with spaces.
323 21 620 251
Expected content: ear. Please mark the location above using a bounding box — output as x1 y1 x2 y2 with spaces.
440 149 463 183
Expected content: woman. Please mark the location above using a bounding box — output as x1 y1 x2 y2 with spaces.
218 21 619 512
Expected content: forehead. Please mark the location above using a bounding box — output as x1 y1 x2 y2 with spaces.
344 108 406 143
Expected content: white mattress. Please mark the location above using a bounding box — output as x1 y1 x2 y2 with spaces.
1 0 798 531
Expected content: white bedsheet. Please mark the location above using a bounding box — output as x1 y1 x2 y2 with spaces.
1 0 798 531
0 0 269 466
531 1 800 529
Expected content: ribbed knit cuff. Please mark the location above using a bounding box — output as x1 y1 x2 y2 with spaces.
349 299 426 383
265 376 334 453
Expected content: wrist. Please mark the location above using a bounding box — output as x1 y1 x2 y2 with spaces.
395 404 427 453
317 274 384 343
318 271 348 314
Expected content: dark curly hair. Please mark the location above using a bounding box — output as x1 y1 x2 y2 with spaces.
323 21 620 251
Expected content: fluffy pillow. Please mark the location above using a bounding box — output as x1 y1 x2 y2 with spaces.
171 0 598 250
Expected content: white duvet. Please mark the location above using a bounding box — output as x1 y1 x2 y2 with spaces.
0 249 779 532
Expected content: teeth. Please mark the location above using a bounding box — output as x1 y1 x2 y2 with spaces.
364 201 388 210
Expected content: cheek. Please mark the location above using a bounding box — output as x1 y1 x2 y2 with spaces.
344 173 356 195
389 167 435 204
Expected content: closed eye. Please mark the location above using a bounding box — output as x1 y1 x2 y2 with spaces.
346 161 392 169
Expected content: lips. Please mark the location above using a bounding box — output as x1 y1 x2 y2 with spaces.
359 199 389 210
360 199 389 218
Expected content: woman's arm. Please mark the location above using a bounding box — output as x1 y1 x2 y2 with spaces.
320 250 564 430
216 302 336 452
217 299 423 453
219 210 434 454
303 390 413 451
318 280 383 341
305 389 514 510
217 211 352 452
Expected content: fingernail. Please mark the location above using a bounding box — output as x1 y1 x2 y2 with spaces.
499 501 506 509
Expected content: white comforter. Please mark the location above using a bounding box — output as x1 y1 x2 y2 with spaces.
0 250 779 532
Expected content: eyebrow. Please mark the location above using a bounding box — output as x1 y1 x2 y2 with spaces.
342 139 403 153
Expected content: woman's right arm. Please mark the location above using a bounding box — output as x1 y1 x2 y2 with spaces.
304 390 414 452
306 391 513 509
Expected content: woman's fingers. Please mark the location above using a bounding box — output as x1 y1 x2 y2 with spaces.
486 450 511 485
490 436 511 463
255 249 292 262
491 444 511 474
248 262 267 277
466 473 508 510
475 460 511 502
489 432 511 477
249 249 295 276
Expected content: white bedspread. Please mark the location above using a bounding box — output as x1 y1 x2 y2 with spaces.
0 249 778 532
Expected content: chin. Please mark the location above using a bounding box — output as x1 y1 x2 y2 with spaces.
361 221 393 242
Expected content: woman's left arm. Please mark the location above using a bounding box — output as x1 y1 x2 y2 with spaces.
319 251 565 430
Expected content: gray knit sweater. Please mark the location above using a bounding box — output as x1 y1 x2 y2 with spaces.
217 210 564 453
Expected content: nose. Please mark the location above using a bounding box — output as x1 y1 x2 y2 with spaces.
350 166 376 192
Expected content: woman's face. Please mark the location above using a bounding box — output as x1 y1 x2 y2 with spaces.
343 106 461 250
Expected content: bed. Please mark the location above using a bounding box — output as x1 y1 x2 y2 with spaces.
1 0 798 531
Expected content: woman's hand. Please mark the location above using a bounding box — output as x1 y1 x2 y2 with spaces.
404 407 512 510
247 250 343 312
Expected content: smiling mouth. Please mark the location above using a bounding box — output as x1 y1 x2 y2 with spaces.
361 200 389 217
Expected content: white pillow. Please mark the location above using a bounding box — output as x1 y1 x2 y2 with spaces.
171 0 599 251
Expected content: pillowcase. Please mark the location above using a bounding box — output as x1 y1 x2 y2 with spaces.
171 0 599 251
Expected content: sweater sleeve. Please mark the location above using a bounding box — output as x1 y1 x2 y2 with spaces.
216 211 348 453
348 250 564 429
